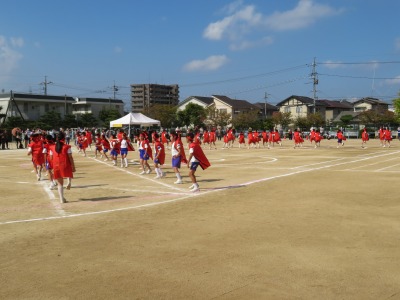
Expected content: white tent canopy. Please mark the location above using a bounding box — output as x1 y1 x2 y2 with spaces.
109 112 160 128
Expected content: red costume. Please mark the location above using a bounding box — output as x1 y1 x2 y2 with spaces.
362 129 369 142
49 143 73 179
189 142 211 170
203 130 210 143
28 138 44 166
154 139 165 165
238 132 245 144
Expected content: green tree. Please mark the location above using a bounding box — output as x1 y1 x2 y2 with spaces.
307 113 325 128
62 114 78 129
98 109 121 126
38 111 62 130
79 113 98 128
206 107 231 128
4 116 25 128
293 116 310 130
392 92 400 122
147 104 177 129
176 103 207 127
357 110 381 127
339 115 354 128
231 110 259 130
271 112 292 129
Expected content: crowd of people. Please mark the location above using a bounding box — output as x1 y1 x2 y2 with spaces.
19 124 397 204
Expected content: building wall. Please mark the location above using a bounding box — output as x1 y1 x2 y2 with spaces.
213 99 232 116
131 84 179 113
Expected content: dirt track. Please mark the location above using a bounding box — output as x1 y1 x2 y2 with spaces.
1 138 400 299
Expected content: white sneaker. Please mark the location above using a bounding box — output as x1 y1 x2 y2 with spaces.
139 171 145 175
188 184 195 189
191 186 200 192
146 169 151 174
49 184 56 190
174 180 182 184
154 175 161 179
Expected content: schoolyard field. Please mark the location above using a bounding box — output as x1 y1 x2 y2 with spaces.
1 137 400 299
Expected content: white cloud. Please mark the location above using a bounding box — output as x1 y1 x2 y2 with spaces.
230 36 273 51
265 0 343 31
0 36 24 80
385 75 400 85
10 37 24 47
114 46 122 53
203 0 343 50
183 55 229 72
203 5 262 41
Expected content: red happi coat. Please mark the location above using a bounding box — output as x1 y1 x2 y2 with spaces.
238 133 245 144
176 137 187 164
141 139 153 159
29 139 45 166
203 131 210 143
49 144 73 179
362 129 369 142
154 140 165 165
209 131 216 142
190 142 211 170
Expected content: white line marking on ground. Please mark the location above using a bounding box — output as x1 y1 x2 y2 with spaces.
39 181 66 216
2 150 399 226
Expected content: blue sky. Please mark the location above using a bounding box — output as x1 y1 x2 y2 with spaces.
1 0 400 110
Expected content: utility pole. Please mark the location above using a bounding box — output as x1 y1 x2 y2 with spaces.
40 76 53 96
112 80 118 100
311 57 318 114
264 91 269 118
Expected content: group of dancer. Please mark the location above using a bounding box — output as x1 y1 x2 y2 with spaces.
27 131 75 203
26 124 395 203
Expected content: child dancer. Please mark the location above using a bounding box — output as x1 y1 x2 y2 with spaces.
187 132 211 192
27 133 44 181
153 133 166 179
170 131 187 184
49 132 76 203
138 133 152 174
361 128 369 148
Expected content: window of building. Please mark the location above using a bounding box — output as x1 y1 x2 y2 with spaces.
284 106 290 113
23 102 28 112
296 106 302 113
219 108 227 114
45 103 49 112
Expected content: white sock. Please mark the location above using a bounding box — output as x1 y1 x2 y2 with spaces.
57 184 64 203
124 158 128 166
155 168 161 176
176 173 182 180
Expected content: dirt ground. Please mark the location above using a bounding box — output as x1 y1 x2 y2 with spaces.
1 137 400 299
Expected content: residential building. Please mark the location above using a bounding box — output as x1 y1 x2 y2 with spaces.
211 95 260 118
178 95 261 126
353 97 389 113
177 96 214 111
130 84 179 113
317 99 353 124
276 95 326 118
253 102 279 118
0 92 124 125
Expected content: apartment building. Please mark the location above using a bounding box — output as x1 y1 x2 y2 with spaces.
130 84 179 113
